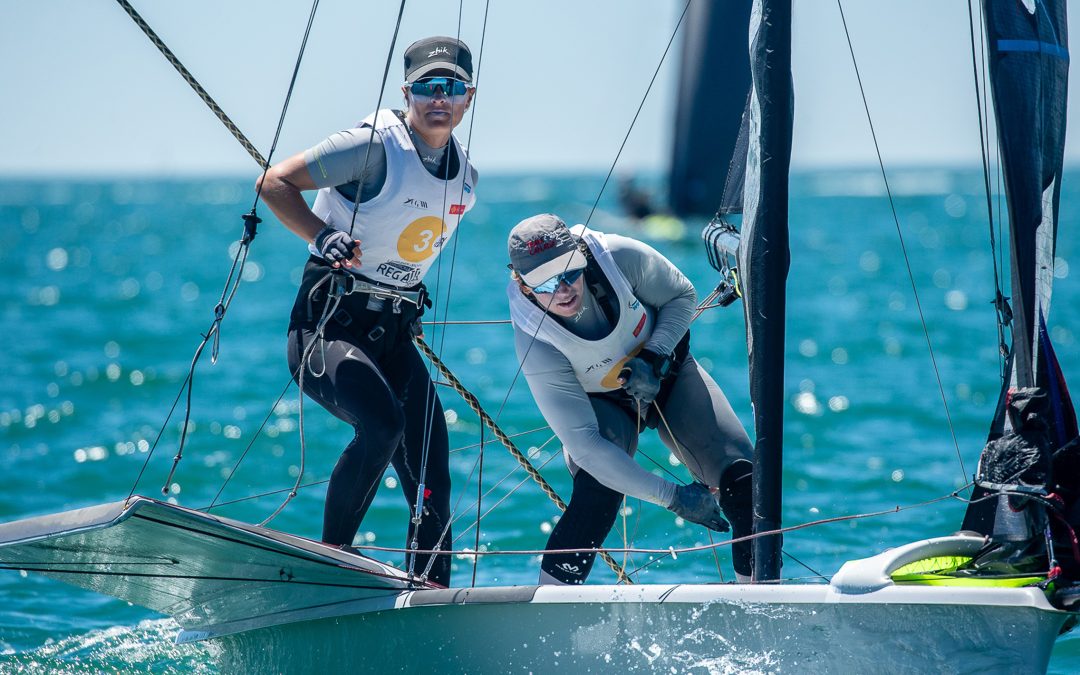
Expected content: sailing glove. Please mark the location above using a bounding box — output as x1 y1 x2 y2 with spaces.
669 482 730 533
618 356 662 404
315 226 359 267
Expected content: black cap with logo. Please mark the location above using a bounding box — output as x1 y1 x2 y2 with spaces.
404 36 474 83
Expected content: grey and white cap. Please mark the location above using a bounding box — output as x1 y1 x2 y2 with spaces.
507 214 588 287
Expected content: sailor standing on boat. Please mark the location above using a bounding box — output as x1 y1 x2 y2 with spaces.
256 37 478 587
506 214 754 584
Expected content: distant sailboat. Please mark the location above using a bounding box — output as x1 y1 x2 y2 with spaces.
613 2 752 239
668 0 752 217
1 1 1077 672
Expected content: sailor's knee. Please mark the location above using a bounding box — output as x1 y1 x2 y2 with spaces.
361 404 406 453
718 460 753 525
599 426 634 451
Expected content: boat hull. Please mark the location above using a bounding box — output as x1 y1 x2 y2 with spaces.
211 584 1067 674
0 499 1069 673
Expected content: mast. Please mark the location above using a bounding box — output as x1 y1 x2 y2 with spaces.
740 0 793 582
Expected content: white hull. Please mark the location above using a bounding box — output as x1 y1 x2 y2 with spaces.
0 498 1069 673
212 585 1066 674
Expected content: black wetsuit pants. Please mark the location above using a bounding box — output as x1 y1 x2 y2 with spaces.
287 261 451 586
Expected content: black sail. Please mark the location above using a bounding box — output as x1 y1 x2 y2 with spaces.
668 1 753 216
961 1 1077 540
738 0 793 582
988 0 1069 389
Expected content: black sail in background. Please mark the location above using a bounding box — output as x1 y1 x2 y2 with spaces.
738 0 793 582
962 1 1075 533
668 1 752 216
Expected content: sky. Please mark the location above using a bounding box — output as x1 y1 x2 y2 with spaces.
2 0 1079 176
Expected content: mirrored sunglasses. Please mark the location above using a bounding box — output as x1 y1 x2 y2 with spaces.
408 78 471 98
529 267 584 294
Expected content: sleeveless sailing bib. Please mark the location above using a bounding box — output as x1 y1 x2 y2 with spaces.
508 226 654 392
310 109 476 287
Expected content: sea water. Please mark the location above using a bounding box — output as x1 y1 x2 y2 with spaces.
0 170 1077 673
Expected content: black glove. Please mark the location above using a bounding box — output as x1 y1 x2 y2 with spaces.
669 482 730 532
315 227 359 267
618 356 661 404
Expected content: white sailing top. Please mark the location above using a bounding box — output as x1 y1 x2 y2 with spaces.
309 109 476 287
508 227 655 392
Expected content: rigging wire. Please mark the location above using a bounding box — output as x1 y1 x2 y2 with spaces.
113 0 268 169
341 0 408 244
260 298 341 526
348 484 977 561
413 425 496 583
488 0 693 434
207 371 296 511
581 0 693 229
781 550 825 581
412 0 490 581
654 404 727 580
414 339 633 582
452 451 563 543
199 427 552 511
263 1 410 528
624 540 824 582
9 484 982 590
443 425 694 586
965 0 1011 374
122 0 321 503
471 425 486 587
423 318 510 325
835 0 967 483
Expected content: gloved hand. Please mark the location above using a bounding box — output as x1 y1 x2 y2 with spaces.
669 482 730 532
315 226 360 267
618 357 661 404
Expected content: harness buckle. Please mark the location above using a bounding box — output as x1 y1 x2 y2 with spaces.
329 272 355 297
367 326 386 341
334 310 353 327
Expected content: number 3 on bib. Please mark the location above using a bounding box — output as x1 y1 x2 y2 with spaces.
398 216 445 263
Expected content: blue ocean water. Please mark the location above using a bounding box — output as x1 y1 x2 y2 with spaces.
0 170 1077 673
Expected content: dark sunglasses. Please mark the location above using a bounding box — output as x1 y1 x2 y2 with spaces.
408 78 471 97
528 267 584 294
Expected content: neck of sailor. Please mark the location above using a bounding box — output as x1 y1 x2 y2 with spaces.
528 274 586 318
404 88 473 149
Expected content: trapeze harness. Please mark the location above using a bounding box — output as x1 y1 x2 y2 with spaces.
295 108 475 343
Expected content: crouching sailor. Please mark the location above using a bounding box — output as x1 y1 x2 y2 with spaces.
506 214 754 584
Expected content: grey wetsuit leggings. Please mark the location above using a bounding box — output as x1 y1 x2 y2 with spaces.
541 354 753 583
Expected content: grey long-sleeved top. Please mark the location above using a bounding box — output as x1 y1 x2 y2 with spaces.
513 233 696 507
302 112 479 201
